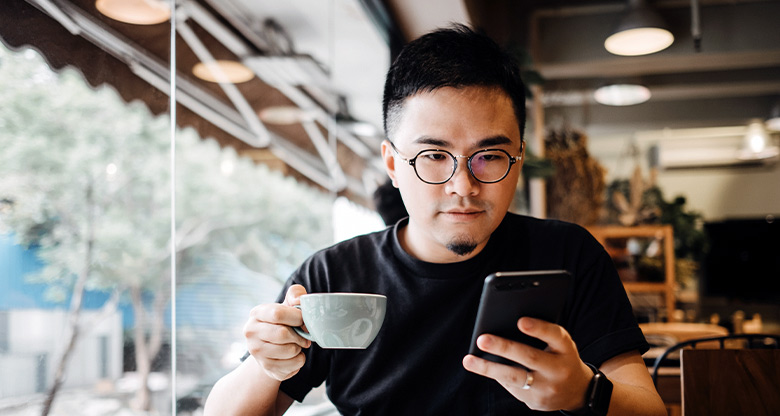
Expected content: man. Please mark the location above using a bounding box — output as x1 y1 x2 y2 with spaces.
204 25 666 416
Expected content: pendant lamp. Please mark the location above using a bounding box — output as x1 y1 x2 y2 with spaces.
605 0 674 56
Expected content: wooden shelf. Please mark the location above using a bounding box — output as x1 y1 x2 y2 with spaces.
624 282 670 293
588 225 677 322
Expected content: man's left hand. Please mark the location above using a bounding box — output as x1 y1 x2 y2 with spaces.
462 317 594 412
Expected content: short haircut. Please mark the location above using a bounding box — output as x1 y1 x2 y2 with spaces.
382 24 527 142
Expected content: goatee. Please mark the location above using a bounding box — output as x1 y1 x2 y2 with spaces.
446 241 477 256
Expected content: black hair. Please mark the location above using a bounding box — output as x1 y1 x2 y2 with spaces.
382 24 527 141
372 178 408 226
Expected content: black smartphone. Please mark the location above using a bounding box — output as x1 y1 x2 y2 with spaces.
468 270 571 366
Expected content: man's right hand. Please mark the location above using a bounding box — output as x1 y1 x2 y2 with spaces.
244 284 311 381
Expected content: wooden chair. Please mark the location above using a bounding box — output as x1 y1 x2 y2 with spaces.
640 322 729 415
650 333 780 385
649 334 780 416
681 349 780 416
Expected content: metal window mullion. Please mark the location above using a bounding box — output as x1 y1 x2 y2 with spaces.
175 16 271 148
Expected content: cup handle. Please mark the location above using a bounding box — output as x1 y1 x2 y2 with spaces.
292 305 314 341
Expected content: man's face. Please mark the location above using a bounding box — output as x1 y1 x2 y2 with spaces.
382 86 524 263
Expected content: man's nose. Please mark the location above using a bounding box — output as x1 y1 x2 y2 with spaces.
445 159 479 196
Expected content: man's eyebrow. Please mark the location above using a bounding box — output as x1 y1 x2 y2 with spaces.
412 136 450 147
411 135 515 149
476 135 513 148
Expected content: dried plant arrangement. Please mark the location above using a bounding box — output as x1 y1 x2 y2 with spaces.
544 128 606 226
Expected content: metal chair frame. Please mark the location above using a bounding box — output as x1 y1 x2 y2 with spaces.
650 333 780 386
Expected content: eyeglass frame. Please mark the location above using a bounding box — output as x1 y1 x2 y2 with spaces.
388 141 524 185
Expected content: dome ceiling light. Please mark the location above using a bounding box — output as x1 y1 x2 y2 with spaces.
605 0 674 56
95 0 170 25
738 120 780 161
192 60 255 84
594 84 651 106
258 106 315 125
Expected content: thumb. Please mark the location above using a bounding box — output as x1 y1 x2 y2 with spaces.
283 284 308 306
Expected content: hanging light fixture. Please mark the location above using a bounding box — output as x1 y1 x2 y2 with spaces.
258 106 315 125
95 0 170 25
738 119 780 161
192 60 255 84
594 84 651 106
605 0 674 56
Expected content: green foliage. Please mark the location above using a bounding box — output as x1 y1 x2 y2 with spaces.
0 45 335 304
606 179 706 262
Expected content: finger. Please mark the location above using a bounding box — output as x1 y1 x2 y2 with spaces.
245 307 311 349
517 317 574 354
283 284 308 306
255 338 304 360
472 333 541 370
462 354 534 390
255 320 311 349
250 303 304 327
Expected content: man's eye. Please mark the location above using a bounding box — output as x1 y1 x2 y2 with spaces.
421 152 448 161
476 153 506 162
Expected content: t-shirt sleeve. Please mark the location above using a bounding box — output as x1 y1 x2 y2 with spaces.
562 227 649 367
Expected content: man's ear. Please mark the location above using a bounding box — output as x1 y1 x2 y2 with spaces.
520 140 526 164
381 140 398 186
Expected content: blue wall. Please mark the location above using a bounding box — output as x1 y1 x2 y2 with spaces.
0 234 132 325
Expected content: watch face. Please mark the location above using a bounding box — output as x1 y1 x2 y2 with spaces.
589 372 613 416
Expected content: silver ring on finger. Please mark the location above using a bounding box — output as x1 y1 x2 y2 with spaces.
522 370 534 390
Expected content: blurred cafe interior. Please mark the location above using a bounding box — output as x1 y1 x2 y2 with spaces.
1 0 779 415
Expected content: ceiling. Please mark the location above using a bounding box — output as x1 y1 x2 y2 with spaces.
3 0 779 204
385 0 780 135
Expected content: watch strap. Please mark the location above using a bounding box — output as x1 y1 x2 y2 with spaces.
559 362 613 416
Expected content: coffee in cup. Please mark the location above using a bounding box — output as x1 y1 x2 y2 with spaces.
294 293 386 349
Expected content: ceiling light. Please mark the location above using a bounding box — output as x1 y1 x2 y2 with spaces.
594 84 651 106
605 0 674 56
336 114 381 137
192 60 255 84
738 120 780 161
258 106 315 125
95 0 170 25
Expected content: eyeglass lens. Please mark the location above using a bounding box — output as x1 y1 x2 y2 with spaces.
414 149 512 183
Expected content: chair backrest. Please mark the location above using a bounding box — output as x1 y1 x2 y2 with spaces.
681 349 780 416
651 333 780 386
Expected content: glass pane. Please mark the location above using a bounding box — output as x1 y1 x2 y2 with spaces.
0 0 172 414
169 0 388 414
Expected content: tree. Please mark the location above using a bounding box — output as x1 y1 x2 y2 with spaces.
0 45 334 413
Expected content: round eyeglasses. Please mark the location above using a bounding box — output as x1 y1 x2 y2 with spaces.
389 141 523 184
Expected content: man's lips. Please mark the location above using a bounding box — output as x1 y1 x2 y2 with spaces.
444 210 482 214
440 208 485 219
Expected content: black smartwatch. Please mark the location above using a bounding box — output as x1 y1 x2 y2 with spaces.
560 362 613 416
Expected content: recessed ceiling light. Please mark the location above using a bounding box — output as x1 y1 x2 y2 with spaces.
594 84 651 106
192 60 255 84
95 0 170 25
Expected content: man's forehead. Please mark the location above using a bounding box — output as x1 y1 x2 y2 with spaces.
409 134 515 149
393 86 522 149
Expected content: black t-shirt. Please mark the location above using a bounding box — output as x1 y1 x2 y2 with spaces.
276 213 647 415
